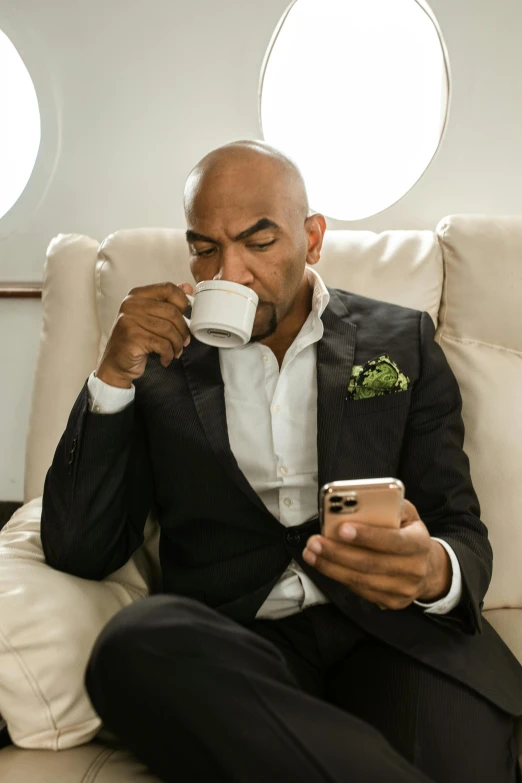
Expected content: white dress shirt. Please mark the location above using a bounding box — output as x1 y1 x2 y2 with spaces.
87 266 462 620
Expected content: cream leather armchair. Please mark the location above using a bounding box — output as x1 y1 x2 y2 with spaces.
0 215 521 781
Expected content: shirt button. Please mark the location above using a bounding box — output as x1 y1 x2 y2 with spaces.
279 466 288 476
272 404 280 414
283 497 292 507
94 405 100 412
263 354 269 363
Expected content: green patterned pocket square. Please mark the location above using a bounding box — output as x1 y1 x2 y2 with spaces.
346 354 411 401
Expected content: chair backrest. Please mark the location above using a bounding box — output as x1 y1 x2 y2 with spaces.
436 215 522 610
25 215 522 612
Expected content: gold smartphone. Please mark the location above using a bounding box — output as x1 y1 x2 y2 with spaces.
319 478 405 539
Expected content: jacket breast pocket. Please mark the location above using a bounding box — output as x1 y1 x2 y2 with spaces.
344 388 413 417
337 389 413 477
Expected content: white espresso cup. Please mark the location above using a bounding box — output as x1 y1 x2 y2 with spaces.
184 280 259 348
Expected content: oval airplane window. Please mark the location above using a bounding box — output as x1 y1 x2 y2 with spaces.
0 28 41 221
259 0 450 221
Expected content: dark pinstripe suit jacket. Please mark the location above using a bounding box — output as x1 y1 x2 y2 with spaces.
41 287 522 716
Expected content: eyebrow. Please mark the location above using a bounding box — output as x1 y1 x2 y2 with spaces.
185 217 281 245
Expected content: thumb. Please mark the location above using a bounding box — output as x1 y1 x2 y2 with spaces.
178 282 194 296
400 498 421 524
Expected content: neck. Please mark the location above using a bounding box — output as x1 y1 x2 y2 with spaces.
260 274 314 364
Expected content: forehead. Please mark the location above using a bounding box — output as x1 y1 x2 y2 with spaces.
185 157 301 233
187 194 292 235
190 156 292 205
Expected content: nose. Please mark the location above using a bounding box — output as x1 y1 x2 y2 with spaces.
213 246 255 286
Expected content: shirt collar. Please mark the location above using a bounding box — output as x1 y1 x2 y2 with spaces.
304 265 330 319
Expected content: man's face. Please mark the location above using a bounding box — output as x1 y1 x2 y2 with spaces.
185 166 311 342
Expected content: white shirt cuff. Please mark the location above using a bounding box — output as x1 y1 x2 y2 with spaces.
87 370 135 414
413 537 463 615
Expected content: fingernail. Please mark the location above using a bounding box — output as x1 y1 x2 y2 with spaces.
340 524 356 540
184 335 191 347
176 349 183 359
307 539 322 554
303 548 316 565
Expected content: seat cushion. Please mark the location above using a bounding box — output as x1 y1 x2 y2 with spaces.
0 498 159 750
0 736 161 782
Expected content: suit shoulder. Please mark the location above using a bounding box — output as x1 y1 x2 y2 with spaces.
329 287 428 325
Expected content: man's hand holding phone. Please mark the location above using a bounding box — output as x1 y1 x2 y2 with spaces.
303 498 452 611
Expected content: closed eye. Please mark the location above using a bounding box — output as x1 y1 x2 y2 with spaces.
194 240 276 257
248 240 276 251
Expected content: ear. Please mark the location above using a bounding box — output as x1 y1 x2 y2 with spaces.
305 213 327 266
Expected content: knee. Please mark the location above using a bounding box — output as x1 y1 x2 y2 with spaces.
84 594 205 695
90 594 207 659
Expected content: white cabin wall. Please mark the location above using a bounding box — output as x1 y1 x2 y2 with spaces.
0 0 521 499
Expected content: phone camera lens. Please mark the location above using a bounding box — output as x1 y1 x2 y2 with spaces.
329 495 343 503
330 504 343 513
344 499 357 508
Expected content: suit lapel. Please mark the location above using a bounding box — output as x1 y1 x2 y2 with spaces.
180 339 279 523
316 290 358 492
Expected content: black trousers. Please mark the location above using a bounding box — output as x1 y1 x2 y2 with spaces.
84 594 519 783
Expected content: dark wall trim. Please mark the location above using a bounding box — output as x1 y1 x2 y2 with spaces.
0 283 42 298
0 501 23 531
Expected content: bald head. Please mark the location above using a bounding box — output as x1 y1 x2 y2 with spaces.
183 140 310 225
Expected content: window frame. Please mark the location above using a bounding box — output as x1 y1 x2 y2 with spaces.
257 0 452 222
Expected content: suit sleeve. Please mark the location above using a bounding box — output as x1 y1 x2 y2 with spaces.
398 311 492 634
40 376 155 580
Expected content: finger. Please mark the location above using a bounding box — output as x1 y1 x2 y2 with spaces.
331 521 425 556
303 555 418 603
119 314 182 364
134 304 191 346
400 498 420 523
122 297 192 346
128 282 191 312
117 317 176 365
308 536 421 578
127 312 186 358
177 282 194 296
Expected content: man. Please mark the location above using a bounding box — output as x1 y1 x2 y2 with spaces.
41 140 522 782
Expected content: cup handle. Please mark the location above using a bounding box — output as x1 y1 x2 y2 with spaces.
183 294 195 326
